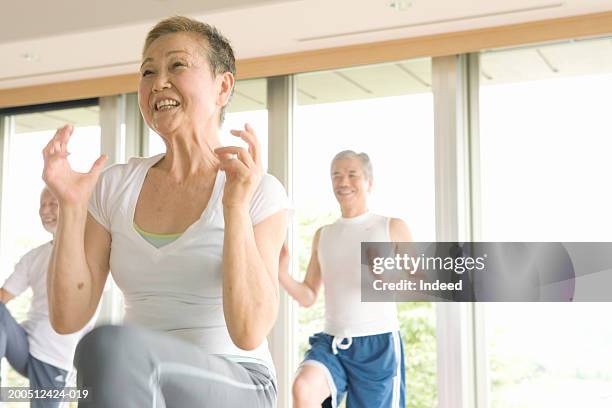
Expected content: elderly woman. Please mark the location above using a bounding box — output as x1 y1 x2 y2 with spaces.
42 16 286 407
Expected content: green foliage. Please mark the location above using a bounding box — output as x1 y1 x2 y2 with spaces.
296 210 336 357
398 302 438 408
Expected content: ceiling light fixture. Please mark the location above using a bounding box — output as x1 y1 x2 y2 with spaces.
388 0 412 11
22 53 39 62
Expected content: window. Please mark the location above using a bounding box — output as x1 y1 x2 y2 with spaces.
0 104 100 395
478 37 612 407
293 59 437 407
479 38 612 242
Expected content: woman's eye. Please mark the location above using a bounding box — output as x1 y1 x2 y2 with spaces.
172 61 186 68
142 70 153 77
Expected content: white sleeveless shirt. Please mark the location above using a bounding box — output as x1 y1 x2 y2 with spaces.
318 212 399 337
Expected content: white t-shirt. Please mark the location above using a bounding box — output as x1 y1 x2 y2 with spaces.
88 154 287 371
3 242 98 371
318 212 399 337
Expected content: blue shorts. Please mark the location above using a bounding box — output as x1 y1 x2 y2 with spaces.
300 331 405 408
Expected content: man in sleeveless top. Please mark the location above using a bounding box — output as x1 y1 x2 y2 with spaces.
279 150 412 407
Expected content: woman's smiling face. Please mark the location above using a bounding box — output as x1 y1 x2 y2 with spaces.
138 32 227 137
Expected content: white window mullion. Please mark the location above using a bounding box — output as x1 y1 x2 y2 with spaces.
266 75 295 408
473 303 489 408
432 54 476 408
98 95 126 325
466 52 490 408
0 114 11 268
0 113 8 385
99 95 125 165
124 93 145 158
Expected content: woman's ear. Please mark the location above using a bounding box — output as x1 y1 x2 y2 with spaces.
217 72 235 107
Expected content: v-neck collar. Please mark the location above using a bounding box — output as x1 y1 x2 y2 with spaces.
128 154 224 256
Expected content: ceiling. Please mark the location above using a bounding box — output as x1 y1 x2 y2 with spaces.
207 36 612 112
0 0 298 43
12 34 612 131
1 0 612 91
14 106 100 134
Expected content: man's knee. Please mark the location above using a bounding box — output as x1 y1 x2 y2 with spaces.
292 375 310 402
292 369 329 405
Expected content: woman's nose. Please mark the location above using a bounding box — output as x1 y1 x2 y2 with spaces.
152 74 171 92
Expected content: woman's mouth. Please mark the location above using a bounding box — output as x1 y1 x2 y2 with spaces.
155 99 181 111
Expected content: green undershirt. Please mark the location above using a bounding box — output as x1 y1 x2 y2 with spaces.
133 223 182 248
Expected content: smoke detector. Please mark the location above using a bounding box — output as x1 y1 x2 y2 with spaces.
388 0 412 11
22 53 39 62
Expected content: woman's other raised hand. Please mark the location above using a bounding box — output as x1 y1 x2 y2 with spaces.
42 124 107 207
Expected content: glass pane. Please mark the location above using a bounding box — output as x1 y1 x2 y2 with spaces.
479 37 612 408
0 105 101 392
293 58 437 408
485 303 612 408
147 79 269 171
480 38 612 242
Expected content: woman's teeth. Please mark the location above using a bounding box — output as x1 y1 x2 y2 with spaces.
156 99 180 111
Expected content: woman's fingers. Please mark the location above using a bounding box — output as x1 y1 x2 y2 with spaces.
218 155 248 175
59 125 73 155
217 151 250 178
215 146 258 184
44 124 73 158
217 128 262 208
55 124 73 150
52 140 62 155
215 146 255 169
88 154 108 177
229 123 260 167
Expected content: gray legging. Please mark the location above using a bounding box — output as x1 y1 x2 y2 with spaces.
0 302 69 408
74 325 277 407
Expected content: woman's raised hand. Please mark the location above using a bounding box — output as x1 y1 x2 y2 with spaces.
215 123 262 209
42 124 107 206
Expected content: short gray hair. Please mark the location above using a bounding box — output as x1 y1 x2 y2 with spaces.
331 150 373 181
40 186 54 199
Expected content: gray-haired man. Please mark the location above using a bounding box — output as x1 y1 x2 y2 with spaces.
0 188 97 407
